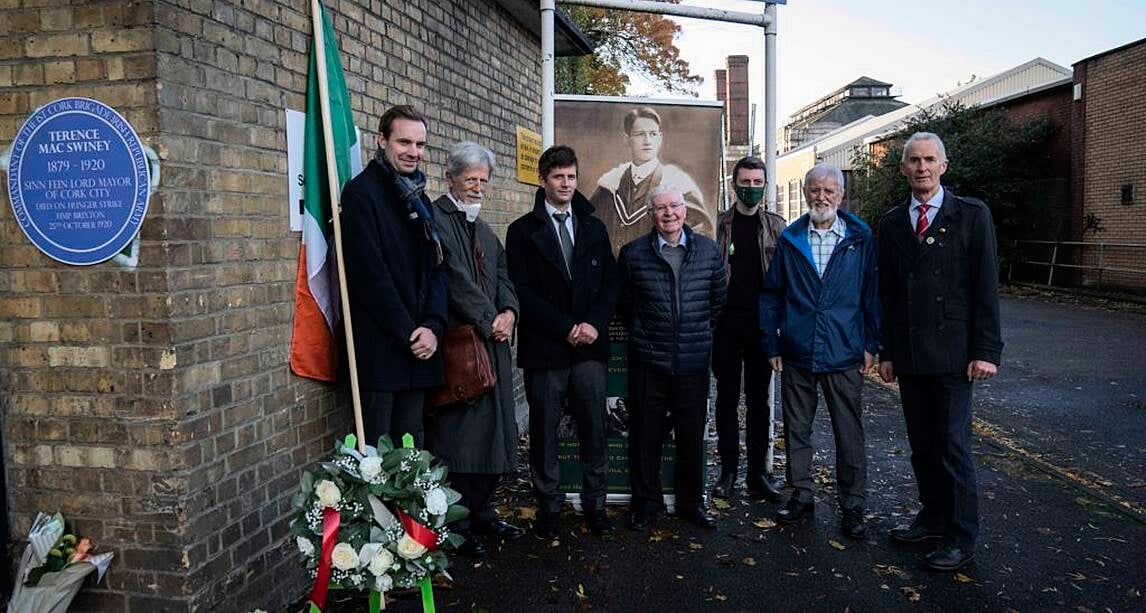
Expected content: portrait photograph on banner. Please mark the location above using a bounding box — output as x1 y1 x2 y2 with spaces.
553 96 726 507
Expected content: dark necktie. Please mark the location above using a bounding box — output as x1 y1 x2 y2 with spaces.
552 212 574 276
915 204 932 241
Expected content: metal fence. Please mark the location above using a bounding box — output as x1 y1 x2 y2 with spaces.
1008 240 1146 290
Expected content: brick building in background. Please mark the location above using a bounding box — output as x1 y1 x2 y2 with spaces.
1072 37 1146 291
0 1 590 611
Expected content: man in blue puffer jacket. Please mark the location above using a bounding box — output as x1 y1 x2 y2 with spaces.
759 163 880 539
619 185 727 532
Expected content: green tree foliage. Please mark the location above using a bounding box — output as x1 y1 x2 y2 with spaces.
556 3 702 96
850 101 1055 263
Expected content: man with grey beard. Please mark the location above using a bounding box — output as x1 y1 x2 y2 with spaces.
759 163 880 539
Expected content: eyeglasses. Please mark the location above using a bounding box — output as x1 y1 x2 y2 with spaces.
461 177 489 188
652 202 685 214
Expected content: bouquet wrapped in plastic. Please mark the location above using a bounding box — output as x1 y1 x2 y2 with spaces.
7 512 113 613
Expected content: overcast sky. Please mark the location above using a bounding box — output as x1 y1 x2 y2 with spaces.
626 0 1145 144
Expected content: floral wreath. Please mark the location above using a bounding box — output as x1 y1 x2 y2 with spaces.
291 433 467 610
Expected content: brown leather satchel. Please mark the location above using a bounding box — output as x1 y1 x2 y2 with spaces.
426 324 496 409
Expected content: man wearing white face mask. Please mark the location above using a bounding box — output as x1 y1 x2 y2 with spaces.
427 141 522 557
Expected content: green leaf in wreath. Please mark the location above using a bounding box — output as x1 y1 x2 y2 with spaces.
444 504 470 524
301 470 315 494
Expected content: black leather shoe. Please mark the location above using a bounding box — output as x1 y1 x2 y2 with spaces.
889 520 945 543
629 508 656 532
711 472 736 499
676 507 717 529
535 511 561 539
745 474 783 502
473 519 525 541
775 497 814 524
841 507 867 539
454 534 487 557
923 545 975 571
586 510 615 534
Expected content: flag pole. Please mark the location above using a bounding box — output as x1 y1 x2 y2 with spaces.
311 0 367 454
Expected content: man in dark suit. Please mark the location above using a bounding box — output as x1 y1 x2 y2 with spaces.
340 105 446 448
877 132 1003 572
506 145 620 538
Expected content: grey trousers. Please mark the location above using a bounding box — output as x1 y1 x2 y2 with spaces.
525 361 609 513
780 365 867 510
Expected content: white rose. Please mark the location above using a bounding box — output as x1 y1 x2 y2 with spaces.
331 542 359 571
424 488 448 516
359 456 384 483
396 535 428 559
375 574 393 593
368 548 395 576
315 480 341 508
296 536 315 558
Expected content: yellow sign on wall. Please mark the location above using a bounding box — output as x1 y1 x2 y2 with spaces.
516 126 542 186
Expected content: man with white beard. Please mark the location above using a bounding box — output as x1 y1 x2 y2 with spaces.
758 163 880 539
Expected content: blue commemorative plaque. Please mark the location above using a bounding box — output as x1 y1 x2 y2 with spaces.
6 97 149 265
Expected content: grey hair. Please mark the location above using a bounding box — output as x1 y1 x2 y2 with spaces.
649 182 684 204
804 162 844 191
901 132 948 162
447 141 496 178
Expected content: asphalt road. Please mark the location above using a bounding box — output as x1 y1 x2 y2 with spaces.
976 289 1146 509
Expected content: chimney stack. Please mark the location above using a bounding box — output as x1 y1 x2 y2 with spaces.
725 55 749 146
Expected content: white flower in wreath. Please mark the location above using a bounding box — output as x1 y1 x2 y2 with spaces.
331 542 359 571
359 456 385 484
296 536 315 558
424 487 448 516
396 535 428 559
315 480 342 508
368 548 395 576
375 574 393 593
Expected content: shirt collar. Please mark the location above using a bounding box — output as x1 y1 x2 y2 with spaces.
808 214 846 239
630 158 660 183
545 201 572 218
657 230 687 250
910 185 945 211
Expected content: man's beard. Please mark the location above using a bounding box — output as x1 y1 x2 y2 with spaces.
808 205 837 225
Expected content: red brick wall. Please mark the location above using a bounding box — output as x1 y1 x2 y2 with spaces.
1074 40 1146 290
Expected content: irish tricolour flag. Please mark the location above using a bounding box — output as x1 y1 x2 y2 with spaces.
289 3 360 382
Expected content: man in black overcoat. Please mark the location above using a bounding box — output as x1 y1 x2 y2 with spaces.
877 132 1003 572
339 105 446 448
505 145 620 538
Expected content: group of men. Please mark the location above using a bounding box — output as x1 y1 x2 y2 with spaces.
339 104 1002 573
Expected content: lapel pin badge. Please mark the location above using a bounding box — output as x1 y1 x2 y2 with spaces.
926 236 936 245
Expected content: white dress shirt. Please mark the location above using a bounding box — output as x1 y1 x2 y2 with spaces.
909 185 945 230
545 201 575 246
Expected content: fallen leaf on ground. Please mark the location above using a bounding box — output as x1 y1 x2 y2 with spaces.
954 572 974 584
742 557 757 567
900 586 922 603
714 593 727 602
753 518 777 530
575 584 586 599
829 540 846 550
688 542 704 550
517 506 538 520
713 498 731 510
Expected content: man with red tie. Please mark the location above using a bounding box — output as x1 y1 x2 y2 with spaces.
877 132 1003 572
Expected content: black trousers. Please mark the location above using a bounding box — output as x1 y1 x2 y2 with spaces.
712 325 771 479
362 390 425 449
525 361 608 513
449 472 500 533
898 373 979 550
780 365 866 510
627 366 709 514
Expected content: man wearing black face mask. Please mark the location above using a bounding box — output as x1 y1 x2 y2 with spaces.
711 157 787 501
